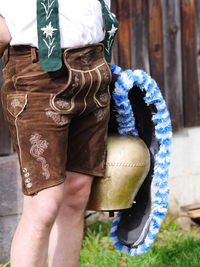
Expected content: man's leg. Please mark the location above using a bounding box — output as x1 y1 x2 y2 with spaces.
48 171 93 267
10 183 64 267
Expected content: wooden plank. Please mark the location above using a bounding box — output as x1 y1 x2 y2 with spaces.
148 0 165 96
131 0 150 72
116 0 132 69
111 1 119 65
0 60 13 156
181 203 200 211
181 0 200 126
188 209 200 219
195 0 200 123
162 0 183 131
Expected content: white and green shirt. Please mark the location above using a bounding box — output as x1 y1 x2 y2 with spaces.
0 0 111 48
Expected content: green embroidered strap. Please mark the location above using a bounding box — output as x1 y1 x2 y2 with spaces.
37 0 62 72
98 0 119 62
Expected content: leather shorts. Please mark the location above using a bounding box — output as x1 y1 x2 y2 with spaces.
1 43 111 195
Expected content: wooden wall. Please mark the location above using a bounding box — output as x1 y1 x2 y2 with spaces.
112 0 200 131
0 0 200 155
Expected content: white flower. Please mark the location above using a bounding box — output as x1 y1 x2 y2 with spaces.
41 22 57 38
107 24 118 39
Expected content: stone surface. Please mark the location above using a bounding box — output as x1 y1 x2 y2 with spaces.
0 214 21 263
0 154 23 263
0 153 23 215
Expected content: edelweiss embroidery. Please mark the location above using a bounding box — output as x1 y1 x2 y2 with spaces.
99 93 109 104
29 133 50 179
94 107 109 122
105 24 118 54
45 109 69 125
102 66 110 83
41 22 57 38
105 23 118 55
11 98 22 109
99 0 118 62
55 99 70 109
40 0 57 58
41 22 57 58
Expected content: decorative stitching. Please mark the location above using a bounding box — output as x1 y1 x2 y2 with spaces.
23 168 33 189
99 92 110 103
78 71 93 116
55 99 71 109
93 106 109 122
29 133 50 180
41 22 57 58
107 162 148 167
10 98 22 109
41 0 56 20
45 108 69 125
70 62 105 73
40 0 58 58
7 94 27 118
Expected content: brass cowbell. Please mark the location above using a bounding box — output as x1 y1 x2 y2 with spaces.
87 135 150 211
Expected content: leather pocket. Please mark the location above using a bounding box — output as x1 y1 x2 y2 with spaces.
7 93 27 118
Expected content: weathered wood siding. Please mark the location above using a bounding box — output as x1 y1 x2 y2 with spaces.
113 0 199 131
0 0 200 155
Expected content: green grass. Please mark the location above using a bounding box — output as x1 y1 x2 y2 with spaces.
78 217 200 267
1 216 200 267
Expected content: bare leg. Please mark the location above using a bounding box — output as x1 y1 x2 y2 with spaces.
48 171 93 267
10 183 64 267
0 16 12 43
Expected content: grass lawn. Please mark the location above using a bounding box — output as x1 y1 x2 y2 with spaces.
79 215 200 267
1 215 200 267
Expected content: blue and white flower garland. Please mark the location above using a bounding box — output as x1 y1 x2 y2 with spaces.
110 64 172 256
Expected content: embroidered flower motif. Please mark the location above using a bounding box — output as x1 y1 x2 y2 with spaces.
41 22 57 38
94 106 109 122
40 0 58 59
45 109 69 125
43 37 56 58
107 24 118 39
29 133 50 179
99 93 109 103
41 0 56 20
102 67 110 83
11 98 22 109
55 99 71 109
71 75 80 89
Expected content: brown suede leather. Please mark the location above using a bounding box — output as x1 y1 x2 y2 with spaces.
1 43 111 195
0 42 8 58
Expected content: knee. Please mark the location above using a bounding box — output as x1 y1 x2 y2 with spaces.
32 199 61 229
63 173 93 212
23 188 64 231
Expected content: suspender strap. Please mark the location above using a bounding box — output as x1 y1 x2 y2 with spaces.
37 0 62 72
98 0 119 62
37 0 118 71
